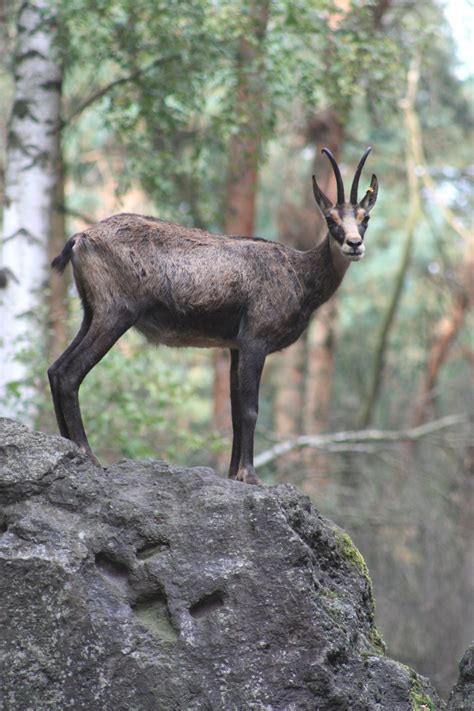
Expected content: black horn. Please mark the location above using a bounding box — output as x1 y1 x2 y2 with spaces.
350 147 372 205
321 148 345 205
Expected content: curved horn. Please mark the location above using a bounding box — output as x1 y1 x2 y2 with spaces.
321 148 345 205
350 147 372 205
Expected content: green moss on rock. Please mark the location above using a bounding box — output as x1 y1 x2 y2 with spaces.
369 624 386 654
410 681 435 711
334 530 371 583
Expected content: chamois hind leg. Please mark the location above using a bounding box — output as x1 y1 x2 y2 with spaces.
228 348 241 480
236 342 266 485
48 301 92 439
53 307 136 462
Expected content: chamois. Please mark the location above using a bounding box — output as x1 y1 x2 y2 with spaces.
48 148 378 484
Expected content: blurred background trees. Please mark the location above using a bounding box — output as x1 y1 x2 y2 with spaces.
0 0 472 698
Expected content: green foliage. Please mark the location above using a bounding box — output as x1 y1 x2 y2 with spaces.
78 331 224 464
57 0 408 228
0 310 224 466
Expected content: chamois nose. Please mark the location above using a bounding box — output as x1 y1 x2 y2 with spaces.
346 239 362 250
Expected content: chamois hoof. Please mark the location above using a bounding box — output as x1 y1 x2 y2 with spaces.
237 468 263 486
79 447 102 469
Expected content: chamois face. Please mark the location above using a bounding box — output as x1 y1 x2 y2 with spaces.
312 147 378 264
325 205 369 262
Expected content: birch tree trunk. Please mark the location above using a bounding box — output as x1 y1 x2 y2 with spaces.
0 0 62 420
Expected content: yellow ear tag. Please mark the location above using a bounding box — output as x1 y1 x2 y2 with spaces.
367 186 374 193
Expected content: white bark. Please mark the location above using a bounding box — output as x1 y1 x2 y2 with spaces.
0 0 61 420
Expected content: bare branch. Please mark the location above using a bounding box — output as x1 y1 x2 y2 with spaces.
254 414 470 468
60 53 181 129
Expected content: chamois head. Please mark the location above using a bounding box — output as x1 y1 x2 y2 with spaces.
312 147 378 262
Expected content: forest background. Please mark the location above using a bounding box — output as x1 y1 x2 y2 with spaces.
0 0 472 699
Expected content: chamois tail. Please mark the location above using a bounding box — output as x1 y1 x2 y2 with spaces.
51 235 79 274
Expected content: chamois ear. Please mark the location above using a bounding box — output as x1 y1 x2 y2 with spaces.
358 174 378 212
312 175 333 215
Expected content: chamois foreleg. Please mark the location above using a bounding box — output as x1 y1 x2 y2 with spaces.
228 348 241 480
49 308 135 462
235 342 266 485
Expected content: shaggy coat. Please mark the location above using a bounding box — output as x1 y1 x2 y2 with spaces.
49 148 378 484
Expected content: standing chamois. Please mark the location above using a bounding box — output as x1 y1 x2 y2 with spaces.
48 148 378 484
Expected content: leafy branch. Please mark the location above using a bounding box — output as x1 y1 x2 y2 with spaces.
60 53 182 129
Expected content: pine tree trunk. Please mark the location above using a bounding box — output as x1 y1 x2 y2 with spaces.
411 249 473 426
359 57 421 427
0 0 62 420
271 4 351 453
302 112 345 436
303 300 338 434
274 337 306 437
272 111 344 486
300 0 393 440
213 1 270 462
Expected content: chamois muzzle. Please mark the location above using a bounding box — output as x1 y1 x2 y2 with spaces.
343 238 365 261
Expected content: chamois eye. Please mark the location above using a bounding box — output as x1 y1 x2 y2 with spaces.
362 215 370 225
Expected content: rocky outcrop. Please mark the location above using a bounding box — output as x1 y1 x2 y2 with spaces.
448 644 474 710
0 418 444 710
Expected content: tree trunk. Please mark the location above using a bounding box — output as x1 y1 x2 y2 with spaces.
411 249 473 426
271 0 393 490
271 0 349 457
213 1 270 458
303 299 339 434
302 112 345 436
359 57 422 428
272 110 345 486
274 338 305 438
0 0 62 421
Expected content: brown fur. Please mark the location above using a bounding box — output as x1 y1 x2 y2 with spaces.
49 150 377 484
68 213 344 353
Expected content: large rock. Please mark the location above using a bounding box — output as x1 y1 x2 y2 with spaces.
0 418 444 710
448 644 474 710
